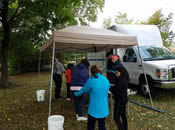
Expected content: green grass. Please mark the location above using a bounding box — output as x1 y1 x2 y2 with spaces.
0 72 175 130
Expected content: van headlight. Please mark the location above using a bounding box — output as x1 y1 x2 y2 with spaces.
156 69 169 80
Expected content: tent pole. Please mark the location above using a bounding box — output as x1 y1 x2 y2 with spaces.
137 45 153 107
129 100 164 113
49 40 56 116
74 53 77 64
37 52 41 90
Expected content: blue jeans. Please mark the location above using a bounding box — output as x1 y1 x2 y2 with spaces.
88 114 106 130
73 93 86 116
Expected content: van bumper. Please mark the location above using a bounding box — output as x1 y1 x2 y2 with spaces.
154 80 175 89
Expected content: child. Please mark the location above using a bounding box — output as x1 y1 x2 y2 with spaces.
110 66 129 130
65 63 73 100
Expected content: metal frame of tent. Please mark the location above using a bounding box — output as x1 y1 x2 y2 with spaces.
38 26 155 116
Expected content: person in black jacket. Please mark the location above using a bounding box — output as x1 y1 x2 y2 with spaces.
110 66 129 130
106 52 113 83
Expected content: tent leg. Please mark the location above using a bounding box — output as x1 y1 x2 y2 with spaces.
137 45 153 107
129 99 164 113
49 40 56 116
37 53 41 90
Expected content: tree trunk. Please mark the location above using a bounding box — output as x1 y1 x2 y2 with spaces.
1 26 10 88
0 0 10 88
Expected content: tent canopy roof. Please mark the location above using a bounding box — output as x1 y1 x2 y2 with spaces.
40 26 138 52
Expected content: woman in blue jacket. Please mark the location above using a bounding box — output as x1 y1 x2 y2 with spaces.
74 65 110 130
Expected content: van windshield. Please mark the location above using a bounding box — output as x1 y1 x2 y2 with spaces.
139 46 175 61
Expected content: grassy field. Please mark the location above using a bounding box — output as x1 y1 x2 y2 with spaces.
0 72 175 130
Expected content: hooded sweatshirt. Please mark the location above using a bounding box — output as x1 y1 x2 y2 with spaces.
70 63 89 91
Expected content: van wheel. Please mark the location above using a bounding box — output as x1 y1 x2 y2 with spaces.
139 78 156 98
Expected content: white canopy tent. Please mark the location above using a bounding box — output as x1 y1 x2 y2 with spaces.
39 25 141 116
40 26 138 53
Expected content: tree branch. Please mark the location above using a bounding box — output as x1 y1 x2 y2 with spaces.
8 2 21 23
9 8 26 25
8 0 26 24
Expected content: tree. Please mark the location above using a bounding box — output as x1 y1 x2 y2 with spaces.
115 12 134 24
103 12 134 29
103 17 112 29
144 9 175 47
0 0 104 88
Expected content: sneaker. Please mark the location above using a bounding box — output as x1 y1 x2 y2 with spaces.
66 98 71 101
76 114 78 118
77 116 87 121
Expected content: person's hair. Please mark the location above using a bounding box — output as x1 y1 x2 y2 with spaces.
112 54 121 62
90 65 101 78
116 55 121 62
80 59 90 69
115 66 130 81
54 57 59 63
67 63 72 69
106 51 113 57
70 64 74 68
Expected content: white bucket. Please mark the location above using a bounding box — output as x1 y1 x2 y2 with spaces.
48 115 64 130
36 90 45 102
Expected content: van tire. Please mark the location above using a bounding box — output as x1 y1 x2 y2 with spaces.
139 77 156 98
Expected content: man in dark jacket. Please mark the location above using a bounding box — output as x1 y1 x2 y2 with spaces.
70 59 89 121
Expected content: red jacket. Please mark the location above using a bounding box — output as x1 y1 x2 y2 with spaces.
65 69 71 83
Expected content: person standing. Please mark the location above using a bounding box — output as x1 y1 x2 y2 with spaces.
70 59 90 121
106 52 113 83
111 55 122 71
110 66 129 130
53 57 65 99
65 63 74 100
74 65 110 130
106 52 113 71
110 55 122 83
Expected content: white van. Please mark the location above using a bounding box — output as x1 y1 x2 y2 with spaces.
109 24 175 97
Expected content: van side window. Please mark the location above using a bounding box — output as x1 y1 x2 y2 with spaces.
123 49 137 62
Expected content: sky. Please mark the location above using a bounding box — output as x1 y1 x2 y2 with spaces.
90 0 175 30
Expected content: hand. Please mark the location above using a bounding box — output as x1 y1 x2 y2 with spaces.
74 92 79 96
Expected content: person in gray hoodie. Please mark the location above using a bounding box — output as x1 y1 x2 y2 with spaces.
53 57 65 99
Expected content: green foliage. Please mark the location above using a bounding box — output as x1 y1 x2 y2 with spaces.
103 17 112 29
145 9 175 47
115 12 134 24
60 52 87 65
8 32 51 74
102 12 134 28
102 10 175 48
0 0 104 74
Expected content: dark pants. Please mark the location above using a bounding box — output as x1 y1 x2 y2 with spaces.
66 83 71 98
72 93 85 116
88 114 106 130
53 73 62 99
114 102 128 130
